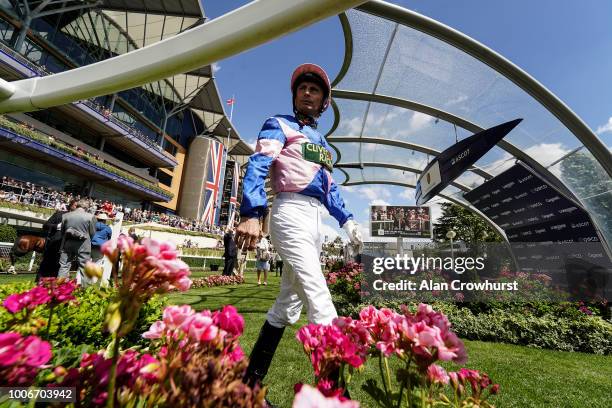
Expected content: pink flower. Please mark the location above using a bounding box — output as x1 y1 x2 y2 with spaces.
28 286 51 308
0 333 21 365
101 239 118 261
163 305 194 329
227 345 245 363
427 364 449 385
182 313 219 343
22 336 52 366
2 286 51 314
117 235 134 253
2 294 21 314
142 321 166 339
293 384 359 408
213 305 245 337
0 333 52 386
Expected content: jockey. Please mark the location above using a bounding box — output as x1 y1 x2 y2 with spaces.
236 63 363 404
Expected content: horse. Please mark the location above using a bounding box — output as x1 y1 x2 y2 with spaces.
7 235 46 274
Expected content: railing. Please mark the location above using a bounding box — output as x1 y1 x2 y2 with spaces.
0 181 64 210
0 42 170 157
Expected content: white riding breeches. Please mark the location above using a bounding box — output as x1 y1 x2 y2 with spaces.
266 192 337 328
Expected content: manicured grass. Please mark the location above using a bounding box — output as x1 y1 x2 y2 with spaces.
166 273 612 408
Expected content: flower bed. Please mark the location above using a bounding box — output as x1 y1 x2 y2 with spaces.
327 262 612 355
0 116 173 200
191 275 245 288
295 303 500 407
0 236 507 406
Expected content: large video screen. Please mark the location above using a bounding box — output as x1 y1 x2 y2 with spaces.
370 206 432 238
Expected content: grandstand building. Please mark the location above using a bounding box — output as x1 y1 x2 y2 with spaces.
0 0 251 225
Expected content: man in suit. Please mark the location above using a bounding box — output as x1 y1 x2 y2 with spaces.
58 198 96 286
222 226 237 276
37 199 78 281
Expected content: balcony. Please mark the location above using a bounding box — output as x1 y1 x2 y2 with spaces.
0 117 173 202
0 42 178 168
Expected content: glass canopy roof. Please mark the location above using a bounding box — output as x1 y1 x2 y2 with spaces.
328 3 612 245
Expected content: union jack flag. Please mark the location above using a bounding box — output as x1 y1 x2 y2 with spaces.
227 161 240 225
201 140 226 225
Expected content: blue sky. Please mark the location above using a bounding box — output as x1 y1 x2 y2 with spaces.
202 0 612 242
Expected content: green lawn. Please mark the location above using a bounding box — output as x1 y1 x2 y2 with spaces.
1 271 610 407
166 272 612 408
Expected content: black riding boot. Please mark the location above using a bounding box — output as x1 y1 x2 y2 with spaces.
244 320 286 405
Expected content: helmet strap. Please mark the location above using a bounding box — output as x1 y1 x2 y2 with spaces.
294 110 318 129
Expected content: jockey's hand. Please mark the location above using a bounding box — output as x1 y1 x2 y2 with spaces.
236 218 261 251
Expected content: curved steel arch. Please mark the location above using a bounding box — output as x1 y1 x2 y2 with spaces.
331 89 578 200
328 135 494 179
356 0 612 178
0 0 368 112
338 162 472 192
343 180 509 244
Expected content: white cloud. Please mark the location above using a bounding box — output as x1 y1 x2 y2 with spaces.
481 143 569 176
408 112 434 132
524 143 569 167
445 95 468 106
370 199 390 206
596 117 612 135
399 188 417 203
358 186 391 200
211 62 221 73
339 185 356 194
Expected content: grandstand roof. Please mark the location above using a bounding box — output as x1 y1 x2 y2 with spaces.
329 1 612 246
101 0 204 18
96 0 249 152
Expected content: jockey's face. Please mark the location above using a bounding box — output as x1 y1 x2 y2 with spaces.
295 81 324 117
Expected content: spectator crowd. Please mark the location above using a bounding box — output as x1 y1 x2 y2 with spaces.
0 176 224 236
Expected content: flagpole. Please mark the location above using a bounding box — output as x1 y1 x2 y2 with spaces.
226 94 234 151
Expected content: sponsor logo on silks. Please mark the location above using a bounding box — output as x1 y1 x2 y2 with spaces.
521 231 532 236
492 189 501 195
501 197 513 203
500 210 511 216
502 181 515 189
512 208 525 213
302 143 333 171
583 236 599 242
541 213 555 219
527 217 540 222
511 220 523 226
588 252 604 258
528 202 542 208
491 203 500 208
514 192 528 199
534 228 547 234
518 174 533 183
571 222 590 229
545 196 561 203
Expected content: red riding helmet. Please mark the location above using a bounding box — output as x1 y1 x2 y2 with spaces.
290 63 331 114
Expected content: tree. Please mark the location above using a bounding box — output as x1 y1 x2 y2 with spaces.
322 236 344 257
560 151 612 242
433 203 502 244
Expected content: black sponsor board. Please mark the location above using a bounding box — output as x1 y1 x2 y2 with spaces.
416 119 522 205
464 163 610 299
